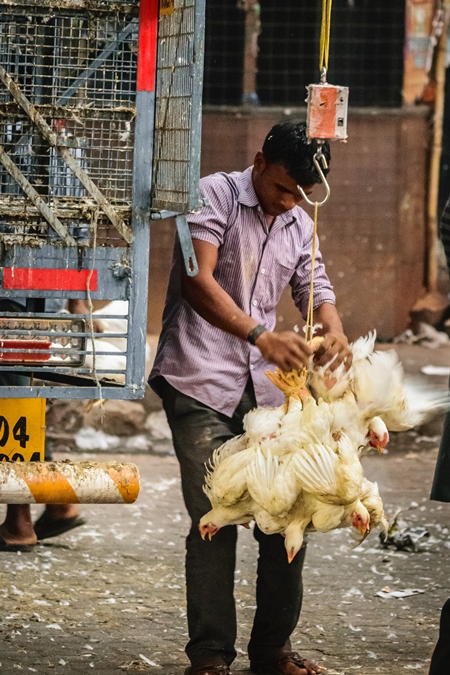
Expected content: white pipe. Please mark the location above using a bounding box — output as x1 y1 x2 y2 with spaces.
0 461 140 504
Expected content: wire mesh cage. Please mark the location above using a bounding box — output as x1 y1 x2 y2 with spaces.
0 0 151 399
0 3 138 239
152 0 205 213
203 0 405 108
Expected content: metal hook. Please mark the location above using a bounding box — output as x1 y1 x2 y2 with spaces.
297 152 331 207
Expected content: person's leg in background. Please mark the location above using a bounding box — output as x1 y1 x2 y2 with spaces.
32 443 86 541
0 372 84 549
0 370 38 549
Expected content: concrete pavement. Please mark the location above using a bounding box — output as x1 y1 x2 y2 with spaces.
1 343 450 674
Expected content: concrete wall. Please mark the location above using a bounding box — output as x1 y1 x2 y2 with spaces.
148 106 429 341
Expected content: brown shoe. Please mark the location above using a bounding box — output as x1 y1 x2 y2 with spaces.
250 651 322 675
185 665 232 675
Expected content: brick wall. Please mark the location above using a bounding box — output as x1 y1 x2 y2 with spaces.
148 107 429 341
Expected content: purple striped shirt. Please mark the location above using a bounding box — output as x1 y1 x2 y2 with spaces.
149 166 336 416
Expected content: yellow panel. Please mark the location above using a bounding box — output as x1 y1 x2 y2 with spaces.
160 0 175 16
0 399 46 462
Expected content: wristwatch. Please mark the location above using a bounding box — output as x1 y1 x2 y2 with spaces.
247 324 267 345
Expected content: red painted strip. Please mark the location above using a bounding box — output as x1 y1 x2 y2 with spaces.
0 340 51 363
137 0 159 92
3 268 98 292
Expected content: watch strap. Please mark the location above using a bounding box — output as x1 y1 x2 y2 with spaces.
247 324 267 345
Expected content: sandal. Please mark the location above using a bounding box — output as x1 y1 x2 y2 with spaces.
33 514 86 540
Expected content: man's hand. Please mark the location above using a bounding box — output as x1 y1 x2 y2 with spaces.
67 299 104 334
255 330 314 372
312 331 352 372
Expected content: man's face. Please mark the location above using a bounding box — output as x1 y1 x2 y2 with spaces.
252 152 315 217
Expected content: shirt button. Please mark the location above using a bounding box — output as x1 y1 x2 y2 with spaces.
250 365 254 371
252 300 258 306
261 269 266 274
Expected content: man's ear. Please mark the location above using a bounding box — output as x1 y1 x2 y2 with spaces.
253 151 267 174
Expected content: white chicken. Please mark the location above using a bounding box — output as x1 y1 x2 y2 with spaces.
283 494 370 563
350 347 448 431
199 330 447 561
307 331 376 403
290 432 364 507
245 449 301 517
204 439 252 506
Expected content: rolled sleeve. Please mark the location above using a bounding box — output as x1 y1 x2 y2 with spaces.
187 174 234 248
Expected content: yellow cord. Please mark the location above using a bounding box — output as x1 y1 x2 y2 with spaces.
305 201 319 342
319 0 333 74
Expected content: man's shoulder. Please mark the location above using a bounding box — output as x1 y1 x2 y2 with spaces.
290 205 312 228
199 169 248 199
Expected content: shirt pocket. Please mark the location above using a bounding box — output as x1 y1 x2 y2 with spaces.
265 259 298 308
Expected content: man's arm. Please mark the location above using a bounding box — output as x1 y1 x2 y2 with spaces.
181 239 314 372
67 299 103 333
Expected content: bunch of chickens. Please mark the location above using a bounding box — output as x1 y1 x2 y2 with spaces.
199 332 447 562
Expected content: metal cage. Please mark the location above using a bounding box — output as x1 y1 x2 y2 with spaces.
0 0 205 399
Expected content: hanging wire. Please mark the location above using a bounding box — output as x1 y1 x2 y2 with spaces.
299 151 331 341
319 0 333 77
86 209 104 419
304 201 319 343
302 0 334 345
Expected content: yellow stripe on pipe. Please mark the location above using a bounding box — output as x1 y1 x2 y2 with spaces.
106 464 140 504
21 464 80 504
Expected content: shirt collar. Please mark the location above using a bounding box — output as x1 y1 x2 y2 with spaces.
237 166 298 227
237 166 259 207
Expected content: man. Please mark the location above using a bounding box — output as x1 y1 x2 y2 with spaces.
150 121 352 675
428 194 450 673
0 298 90 551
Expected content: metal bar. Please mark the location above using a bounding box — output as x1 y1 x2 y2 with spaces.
189 0 206 206
0 461 140 504
175 214 198 276
0 385 139 399
150 210 180 219
125 0 159 397
0 64 133 244
0 145 77 245
0 368 125 384
56 19 139 106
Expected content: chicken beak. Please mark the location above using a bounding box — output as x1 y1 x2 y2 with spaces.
199 523 218 540
241 522 251 529
358 527 371 544
350 527 371 549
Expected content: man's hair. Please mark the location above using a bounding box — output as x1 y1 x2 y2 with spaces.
262 121 331 187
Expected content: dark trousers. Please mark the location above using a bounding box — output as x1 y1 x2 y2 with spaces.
160 378 306 668
429 598 450 674
430 409 450 502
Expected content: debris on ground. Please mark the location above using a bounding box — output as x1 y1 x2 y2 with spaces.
376 587 425 599
393 323 450 349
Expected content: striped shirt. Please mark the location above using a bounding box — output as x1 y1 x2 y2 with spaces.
149 166 336 417
440 196 450 272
